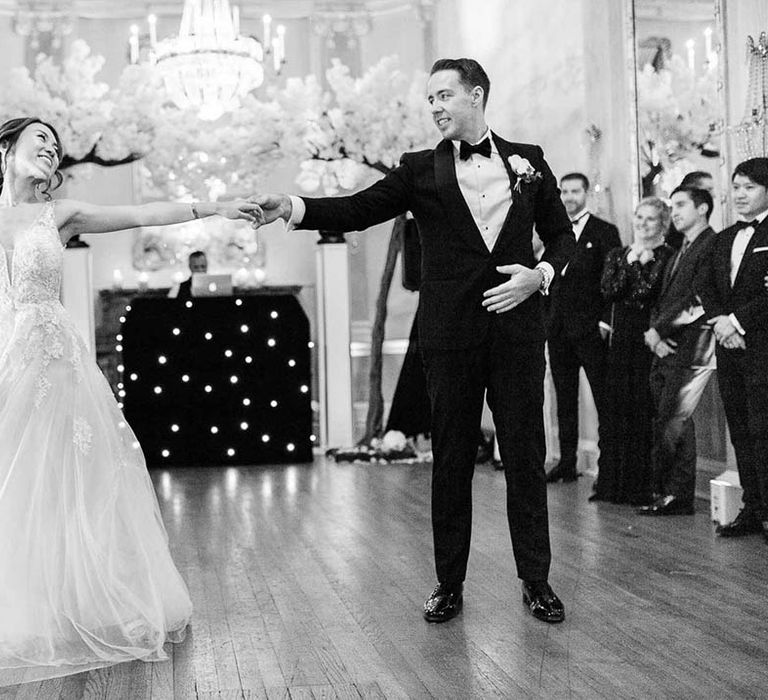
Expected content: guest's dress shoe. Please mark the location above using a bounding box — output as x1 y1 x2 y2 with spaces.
637 495 694 516
423 582 463 623
545 461 579 483
521 580 564 623
716 510 763 537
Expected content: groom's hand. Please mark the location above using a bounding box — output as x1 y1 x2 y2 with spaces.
250 194 293 226
482 265 541 313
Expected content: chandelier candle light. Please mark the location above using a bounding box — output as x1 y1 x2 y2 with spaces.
132 0 287 121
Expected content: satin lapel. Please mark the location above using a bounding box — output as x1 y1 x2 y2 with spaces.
488 134 518 256
433 139 489 254
733 218 768 289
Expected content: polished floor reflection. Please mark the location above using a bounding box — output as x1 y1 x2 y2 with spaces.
5 458 768 698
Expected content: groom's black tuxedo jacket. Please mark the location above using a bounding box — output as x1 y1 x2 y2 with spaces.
300 135 575 350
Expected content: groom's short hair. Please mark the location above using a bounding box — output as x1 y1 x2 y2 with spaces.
430 58 490 109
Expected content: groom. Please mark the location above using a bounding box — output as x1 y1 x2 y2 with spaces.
255 58 575 623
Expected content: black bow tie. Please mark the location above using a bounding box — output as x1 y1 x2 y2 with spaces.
459 137 492 161
736 219 758 231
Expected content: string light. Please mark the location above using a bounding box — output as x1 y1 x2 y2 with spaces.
173 328 181 336
224 349 233 358
185 301 193 309
270 400 278 408
240 422 249 430
235 299 243 307
171 424 180 432
227 448 236 457
300 385 308 393
267 338 276 347
240 324 249 333
182 374 190 382
261 434 270 442
162 449 170 458
204 332 213 340
288 359 296 367
245 356 253 364
130 373 138 381
158 355 167 364
117 364 124 372
204 385 212 393
243 398 251 406
286 443 295 452
270 311 279 319
154 386 163 394
230 375 239 384
211 426 219 434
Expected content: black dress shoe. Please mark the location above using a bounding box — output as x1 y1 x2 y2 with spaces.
716 509 763 537
545 461 580 483
423 582 463 623
521 580 564 623
637 495 694 516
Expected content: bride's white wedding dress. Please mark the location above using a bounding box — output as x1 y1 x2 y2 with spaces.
0 203 192 686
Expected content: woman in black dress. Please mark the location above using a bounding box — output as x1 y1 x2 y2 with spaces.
593 197 675 504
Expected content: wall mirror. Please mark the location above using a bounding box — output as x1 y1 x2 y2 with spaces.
630 0 726 228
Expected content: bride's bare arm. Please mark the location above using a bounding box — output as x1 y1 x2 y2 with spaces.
54 199 263 243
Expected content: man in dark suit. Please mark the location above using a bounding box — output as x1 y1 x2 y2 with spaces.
169 250 207 301
544 173 620 483
700 158 768 543
255 58 576 622
639 186 717 515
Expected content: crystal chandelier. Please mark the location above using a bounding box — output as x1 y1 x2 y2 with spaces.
732 32 768 159
137 0 286 122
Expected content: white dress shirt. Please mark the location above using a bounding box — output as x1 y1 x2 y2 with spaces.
289 127 554 292
729 207 768 334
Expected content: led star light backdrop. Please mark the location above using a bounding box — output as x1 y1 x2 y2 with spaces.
121 295 313 466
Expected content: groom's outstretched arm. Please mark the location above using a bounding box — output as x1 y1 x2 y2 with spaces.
256 158 414 232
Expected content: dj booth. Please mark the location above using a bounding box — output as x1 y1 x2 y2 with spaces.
120 292 313 467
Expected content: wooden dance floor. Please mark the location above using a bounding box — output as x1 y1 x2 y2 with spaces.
3 457 767 699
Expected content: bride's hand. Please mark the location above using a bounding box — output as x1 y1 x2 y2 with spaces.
216 200 265 226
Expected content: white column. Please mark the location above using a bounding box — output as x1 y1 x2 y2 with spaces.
61 246 96 357
315 241 354 447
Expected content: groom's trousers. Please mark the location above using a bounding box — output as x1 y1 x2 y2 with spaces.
421 325 551 585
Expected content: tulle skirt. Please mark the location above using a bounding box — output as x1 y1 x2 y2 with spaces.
0 302 192 686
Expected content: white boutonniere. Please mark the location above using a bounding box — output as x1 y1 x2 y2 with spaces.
508 154 543 193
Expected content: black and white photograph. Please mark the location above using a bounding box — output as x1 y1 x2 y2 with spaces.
0 0 767 697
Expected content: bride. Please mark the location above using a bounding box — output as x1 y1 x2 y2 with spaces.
0 116 262 686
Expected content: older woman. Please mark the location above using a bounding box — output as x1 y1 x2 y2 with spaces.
591 197 675 505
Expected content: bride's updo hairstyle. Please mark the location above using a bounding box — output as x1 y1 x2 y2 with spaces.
0 117 65 199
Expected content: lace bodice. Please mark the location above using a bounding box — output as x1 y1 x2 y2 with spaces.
0 203 62 308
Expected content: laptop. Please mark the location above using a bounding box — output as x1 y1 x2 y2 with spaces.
191 273 233 297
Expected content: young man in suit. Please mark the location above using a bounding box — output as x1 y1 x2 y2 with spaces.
544 173 620 484
168 250 207 301
255 58 576 622
700 158 768 543
640 186 717 515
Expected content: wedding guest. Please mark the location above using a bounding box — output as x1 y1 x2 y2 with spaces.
592 197 674 504
700 158 768 543
253 58 576 624
545 172 620 483
168 249 207 301
666 171 714 249
639 186 717 516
